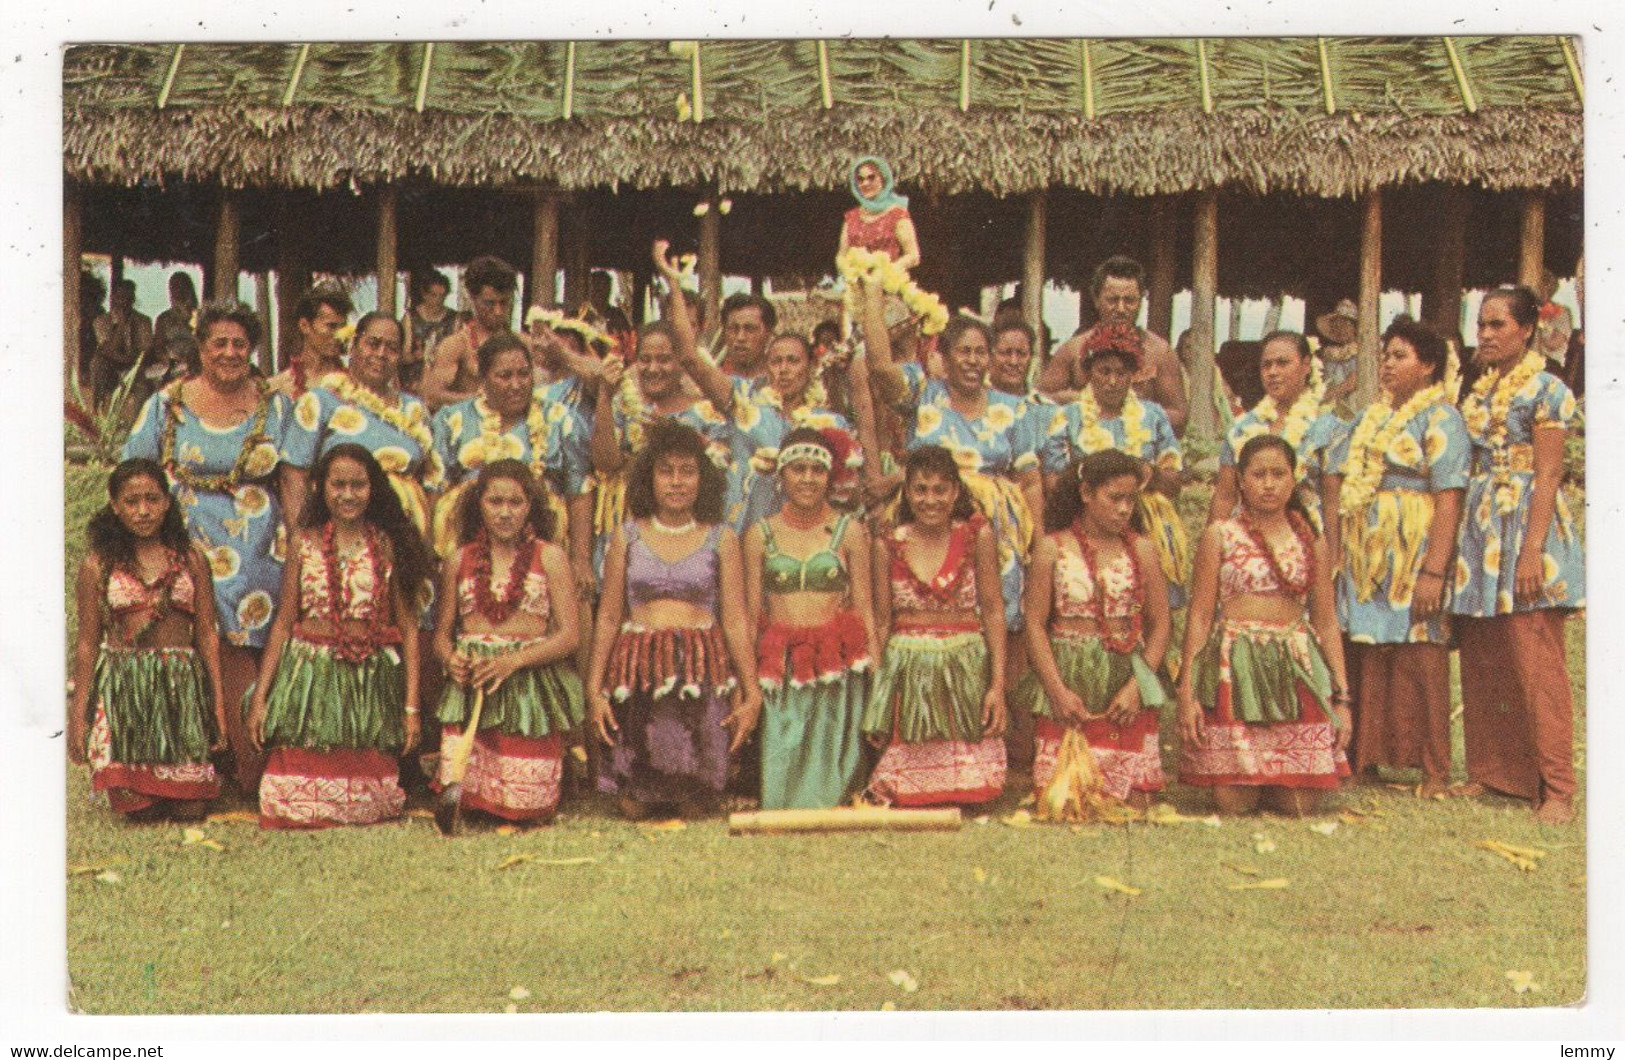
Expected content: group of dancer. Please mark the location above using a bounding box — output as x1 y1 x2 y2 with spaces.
70 157 1585 831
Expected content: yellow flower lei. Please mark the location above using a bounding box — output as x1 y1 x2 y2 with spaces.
837 247 949 335
615 371 654 454
1338 383 1446 515
473 395 550 478
1466 350 1545 515
318 372 434 462
1075 388 1152 457
1250 381 1323 452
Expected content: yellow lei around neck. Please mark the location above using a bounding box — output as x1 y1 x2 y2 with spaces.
473 395 550 478
1466 350 1545 515
319 372 434 461
1076 388 1152 457
1339 383 1445 515
1250 381 1324 452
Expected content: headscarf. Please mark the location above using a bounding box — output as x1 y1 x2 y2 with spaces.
849 156 910 213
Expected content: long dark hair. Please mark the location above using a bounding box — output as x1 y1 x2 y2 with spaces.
1045 450 1145 534
300 443 433 602
1236 434 1317 535
896 445 977 525
626 419 727 524
457 459 556 545
87 459 191 574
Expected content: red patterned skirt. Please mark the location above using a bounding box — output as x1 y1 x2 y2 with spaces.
87 707 221 814
1179 683 1349 790
867 737 1007 807
1033 715 1164 801
757 610 871 690
259 747 405 829
434 726 563 822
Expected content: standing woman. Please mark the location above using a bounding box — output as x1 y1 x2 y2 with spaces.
837 156 921 272
433 460 582 824
1039 325 1187 608
123 300 309 793
1178 435 1352 815
401 270 458 393
249 445 432 829
864 446 1007 807
71 459 228 819
1450 287 1585 825
587 420 761 820
1208 331 1346 533
1019 451 1171 810
742 427 880 810
1326 317 1469 797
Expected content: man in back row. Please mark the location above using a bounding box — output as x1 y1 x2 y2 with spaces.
1038 255 1189 435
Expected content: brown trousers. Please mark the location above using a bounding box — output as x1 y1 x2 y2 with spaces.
1352 643 1451 780
1456 611 1576 802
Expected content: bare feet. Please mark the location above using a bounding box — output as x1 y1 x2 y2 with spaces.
1534 797 1575 826
1449 780 1488 798
1417 777 1450 800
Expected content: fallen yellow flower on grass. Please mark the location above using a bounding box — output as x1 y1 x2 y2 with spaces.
508 986 532 1001
1308 821 1339 836
881 1001 897 1011
802 974 842 987
1252 834 1277 854
180 828 225 851
1094 875 1142 896
94 870 122 885
887 970 920 993
644 819 688 831
1227 878 1290 891
973 867 988 884
495 854 599 871
1476 840 1548 872
494 825 518 836
68 858 126 877
1002 810 1036 829
1506 970 1541 994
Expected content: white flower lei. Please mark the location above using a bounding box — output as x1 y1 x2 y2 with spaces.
1466 350 1545 515
1249 379 1324 452
1338 383 1445 514
1076 388 1152 457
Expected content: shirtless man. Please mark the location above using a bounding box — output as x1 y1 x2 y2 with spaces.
1038 256 1189 435
420 255 520 411
717 292 776 383
89 279 154 409
268 284 352 398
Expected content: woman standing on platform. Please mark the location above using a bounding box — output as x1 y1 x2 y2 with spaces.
1450 287 1585 825
743 427 880 809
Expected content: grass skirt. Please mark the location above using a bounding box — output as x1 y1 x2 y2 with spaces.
259 746 405 829
260 638 406 753
1180 619 1348 789
86 648 221 814
759 613 871 809
436 634 584 738
435 725 563 822
863 630 989 743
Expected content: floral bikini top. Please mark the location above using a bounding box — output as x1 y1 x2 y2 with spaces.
762 515 852 596
105 552 196 619
887 519 979 612
1217 518 1311 602
298 532 389 622
1053 531 1140 621
457 545 551 624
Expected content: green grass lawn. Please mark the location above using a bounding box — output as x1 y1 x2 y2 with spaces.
63 461 1587 1013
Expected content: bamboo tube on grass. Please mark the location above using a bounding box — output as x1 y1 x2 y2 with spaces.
729 806 963 835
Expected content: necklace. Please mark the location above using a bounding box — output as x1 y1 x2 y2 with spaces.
320 521 390 663
1236 510 1314 598
1075 387 1152 458
471 395 550 480
114 546 185 646
1464 350 1545 515
1339 383 1445 516
1070 523 1143 655
471 527 536 624
649 516 698 535
779 506 832 533
159 377 276 492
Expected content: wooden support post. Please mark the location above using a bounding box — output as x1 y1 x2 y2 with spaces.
1022 190 1047 340
274 195 311 372
64 180 82 391
1147 195 1178 340
699 200 722 333
530 189 560 310
255 272 275 374
1356 189 1383 406
1518 191 1546 291
562 211 589 317
213 191 240 302
750 275 764 297
375 184 398 316
631 270 650 328
1188 190 1219 442
1423 185 1468 340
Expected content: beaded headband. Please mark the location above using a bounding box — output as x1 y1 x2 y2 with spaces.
777 442 834 471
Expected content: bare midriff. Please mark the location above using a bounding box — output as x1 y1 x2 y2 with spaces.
768 591 848 627
628 599 715 630
1220 593 1306 625
893 607 980 632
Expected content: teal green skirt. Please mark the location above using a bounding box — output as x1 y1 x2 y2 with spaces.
436 634 585 738
863 630 989 744
260 638 406 753
93 646 214 765
1014 635 1168 720
1191 619 1335 725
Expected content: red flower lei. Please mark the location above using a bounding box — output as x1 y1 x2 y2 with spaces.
114 547 186 646
322 521 393 663
471 527 537 624
1235 510 1314 598
1071 523 1143 655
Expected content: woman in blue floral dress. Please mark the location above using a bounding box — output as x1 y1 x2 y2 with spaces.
1450 287 1585 825
123 301 310 790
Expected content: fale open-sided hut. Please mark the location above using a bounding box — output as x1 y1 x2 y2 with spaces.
63 37 1583 438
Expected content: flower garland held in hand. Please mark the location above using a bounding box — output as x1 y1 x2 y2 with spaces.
1071 524 1143 657
524 306 614 352
318 372 440 484
1464 350 1546 516
1338 383 1447 516
470 527 537 625
1236 509 1314 598
159 377 276 492
837 247 949 335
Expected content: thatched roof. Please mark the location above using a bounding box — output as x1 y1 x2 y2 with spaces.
64 38 1584 196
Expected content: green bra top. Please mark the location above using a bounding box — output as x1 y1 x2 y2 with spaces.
763 514 852 595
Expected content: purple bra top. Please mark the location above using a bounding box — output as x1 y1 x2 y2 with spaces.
624 522 723 611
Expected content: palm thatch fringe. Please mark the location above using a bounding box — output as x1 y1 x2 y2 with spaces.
63 103 1582 196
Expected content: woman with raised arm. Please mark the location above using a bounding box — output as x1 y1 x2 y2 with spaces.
1178 434 1351 816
